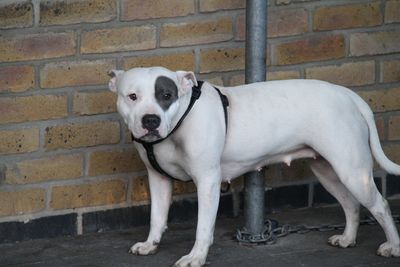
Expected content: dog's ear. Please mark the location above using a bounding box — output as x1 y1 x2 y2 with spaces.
176 71 198 94
108 70 125 93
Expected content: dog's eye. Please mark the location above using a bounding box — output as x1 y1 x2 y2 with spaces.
128 93 137 101
163 93 171 100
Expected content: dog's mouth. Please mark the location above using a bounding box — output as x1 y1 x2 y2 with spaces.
140 130 162 142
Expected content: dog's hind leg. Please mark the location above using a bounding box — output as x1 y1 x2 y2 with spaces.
310 158 360 248
329 158 400 257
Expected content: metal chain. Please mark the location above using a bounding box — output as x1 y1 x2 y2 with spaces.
236 214 400 245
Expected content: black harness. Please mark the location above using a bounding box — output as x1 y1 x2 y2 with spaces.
132 81 229 181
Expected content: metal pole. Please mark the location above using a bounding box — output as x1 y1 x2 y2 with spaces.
237 0 267 244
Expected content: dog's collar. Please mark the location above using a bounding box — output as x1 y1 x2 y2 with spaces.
132 81 229 181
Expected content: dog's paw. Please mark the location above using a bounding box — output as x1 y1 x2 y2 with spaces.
173 254 206 267
377 242 400 257
328 235 356 248
129 241 158 255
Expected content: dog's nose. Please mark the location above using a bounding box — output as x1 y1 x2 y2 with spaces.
142 114 161 131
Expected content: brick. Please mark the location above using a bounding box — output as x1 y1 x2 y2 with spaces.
350 31 400 57
81 26 156 54
236 9 308 40
0 1 33 29
382 60 400 83
173 181 196 195
388 115 400 141
375 116 385 141
385 0 400 23
123 51 195 71
313 3 382 31
40 59 114 88
0 128 39 154
200 47 245 73
45 120 120 150
205 76 224 86
384 143 400 165
265 160 313 186
132 176 150 202
229 74 245 86
0 94 67 123
121 0 194 20
0 32 76 62
358 87 400 113
40 0 116 26
276 0 315 4
268 70 301 80
160 17 233 47
0 66 34 93
88 149 145 176
275 35 345 65
73 91 116 115
5 154 83 185
306 61 375 87
200 0 245 12
50 179 127 210
0 189 46 217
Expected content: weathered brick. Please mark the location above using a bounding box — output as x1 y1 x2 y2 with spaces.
358 87 400 113
314 3 382 31
173 181 196 195
50 179 127 210
375 116 385 141
384 143 400 165
131 176 150 202
0 1 33 29
40 59 114 88
0 65 34 93
5 154 83 185
121 0 194 20
81 26 156 54
200 0 245 12
276 0 315 4
382 60 400 83
388 115 400 141
0 94 68 123
236 9 308 40
45 120 120 150
205 76 224 86
268 70 301 80
0 128 39 154
73 91 116 115
350 31 400 57
275 35 345 65
200 47 245 73
306 61 375 87
40 0 116 26
0 189 46 217
265 160 313 186
385 0 400 23
88 149 145 176
0 32 76 62
160 17 233 47
229 70 300 86
123 51 195 71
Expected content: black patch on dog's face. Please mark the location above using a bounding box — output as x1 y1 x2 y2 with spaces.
155 76 178 111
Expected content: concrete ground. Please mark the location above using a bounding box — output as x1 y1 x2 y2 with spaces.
2 200 400 267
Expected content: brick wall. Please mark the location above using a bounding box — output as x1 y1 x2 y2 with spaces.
0 0 399 238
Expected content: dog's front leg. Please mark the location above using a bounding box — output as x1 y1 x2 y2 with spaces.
174 175 221 267
129 169 173 255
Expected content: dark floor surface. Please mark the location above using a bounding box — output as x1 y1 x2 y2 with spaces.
2 200 400 267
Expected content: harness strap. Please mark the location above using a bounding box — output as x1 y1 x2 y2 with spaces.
132 81 229 181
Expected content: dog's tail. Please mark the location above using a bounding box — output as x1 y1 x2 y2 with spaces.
348 90 400 175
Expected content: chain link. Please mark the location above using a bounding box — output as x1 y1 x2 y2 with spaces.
236 214 400 245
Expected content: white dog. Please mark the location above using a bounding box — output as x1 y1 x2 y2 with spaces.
108 66 400 267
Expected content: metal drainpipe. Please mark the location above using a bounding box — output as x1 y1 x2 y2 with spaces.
236 0 267 244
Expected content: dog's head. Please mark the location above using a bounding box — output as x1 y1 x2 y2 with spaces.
108 67 197 142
